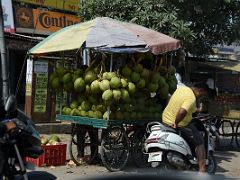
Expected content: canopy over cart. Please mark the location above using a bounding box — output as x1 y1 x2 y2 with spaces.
29 17 180 56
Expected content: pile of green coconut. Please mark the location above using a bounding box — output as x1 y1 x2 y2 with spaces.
49 56 177 121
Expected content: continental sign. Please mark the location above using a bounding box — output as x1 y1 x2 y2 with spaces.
14 0 80 12
14 7 80 35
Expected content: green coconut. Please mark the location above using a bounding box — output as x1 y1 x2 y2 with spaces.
62 72 72 84
159 83 169 99
51 77 62 91
121 65 132 77
85 84 91 94
88 110 94 118
120 78 128 88
56 66 66 77
136 78 146 89
102 89 113 102
78 105 82 111
94 110 103 119
50 72 58 83
151 72 161 84
133 63 143 73
84 71 97 84
74 77 85 92
141 68 150 79
168 66 176 75
100 79 110 91
131 72 140 83
110 77 121 89
91 104 97 111
79 110 87 117
70 108 80 116
113 89 122 101
91 80 100 94
102 72 108 80
158 76 166 88
103 111 110 120
63 107 72 115
70 100 79 109
80 101 91 111
74 68 85 77
103 72 117 80
96 104 107 113
121 89 130 102
158 66 168 77
148 83 159 92
128 82 136 94
168 79 177 95
63 81 73 92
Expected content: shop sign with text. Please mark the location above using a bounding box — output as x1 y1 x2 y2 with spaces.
14 6 80 35
2 0 15 33
14 0 80 12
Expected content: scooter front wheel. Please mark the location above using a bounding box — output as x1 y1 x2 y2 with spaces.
207 152 217 174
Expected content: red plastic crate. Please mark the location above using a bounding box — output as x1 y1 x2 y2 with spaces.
26 143 67 167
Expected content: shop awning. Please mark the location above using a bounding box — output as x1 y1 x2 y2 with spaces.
195 60 240 72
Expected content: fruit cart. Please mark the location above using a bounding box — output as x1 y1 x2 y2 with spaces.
28 17 181 171
56 114 155 171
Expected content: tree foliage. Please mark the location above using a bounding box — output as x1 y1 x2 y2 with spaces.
80 0 240 56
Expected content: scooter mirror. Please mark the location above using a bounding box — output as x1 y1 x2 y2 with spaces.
5 95 17 113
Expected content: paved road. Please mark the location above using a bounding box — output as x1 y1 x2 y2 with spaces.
34 134 240 180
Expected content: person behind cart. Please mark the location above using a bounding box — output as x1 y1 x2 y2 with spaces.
75 65 100 164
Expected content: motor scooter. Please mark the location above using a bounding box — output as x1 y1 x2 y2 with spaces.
0 95 56 180
144 114 217 174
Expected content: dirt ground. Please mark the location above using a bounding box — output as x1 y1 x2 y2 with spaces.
35 134 240 180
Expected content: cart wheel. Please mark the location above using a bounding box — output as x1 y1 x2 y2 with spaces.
100 126 130 172
130 129 150 168
69 125 98 165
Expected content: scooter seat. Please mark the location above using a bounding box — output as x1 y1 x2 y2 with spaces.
161 123 177 133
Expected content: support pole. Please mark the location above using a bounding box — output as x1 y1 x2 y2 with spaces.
0 1 9 102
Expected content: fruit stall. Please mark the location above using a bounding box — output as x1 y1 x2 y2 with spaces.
27 17 181 171
188 59 240 148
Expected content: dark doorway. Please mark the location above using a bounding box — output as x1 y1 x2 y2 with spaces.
9 49 27 111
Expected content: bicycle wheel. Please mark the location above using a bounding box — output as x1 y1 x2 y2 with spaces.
69 125 98 165
131 129 150 168
235 121 240 148
218 120 234 148
100 126 130 172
